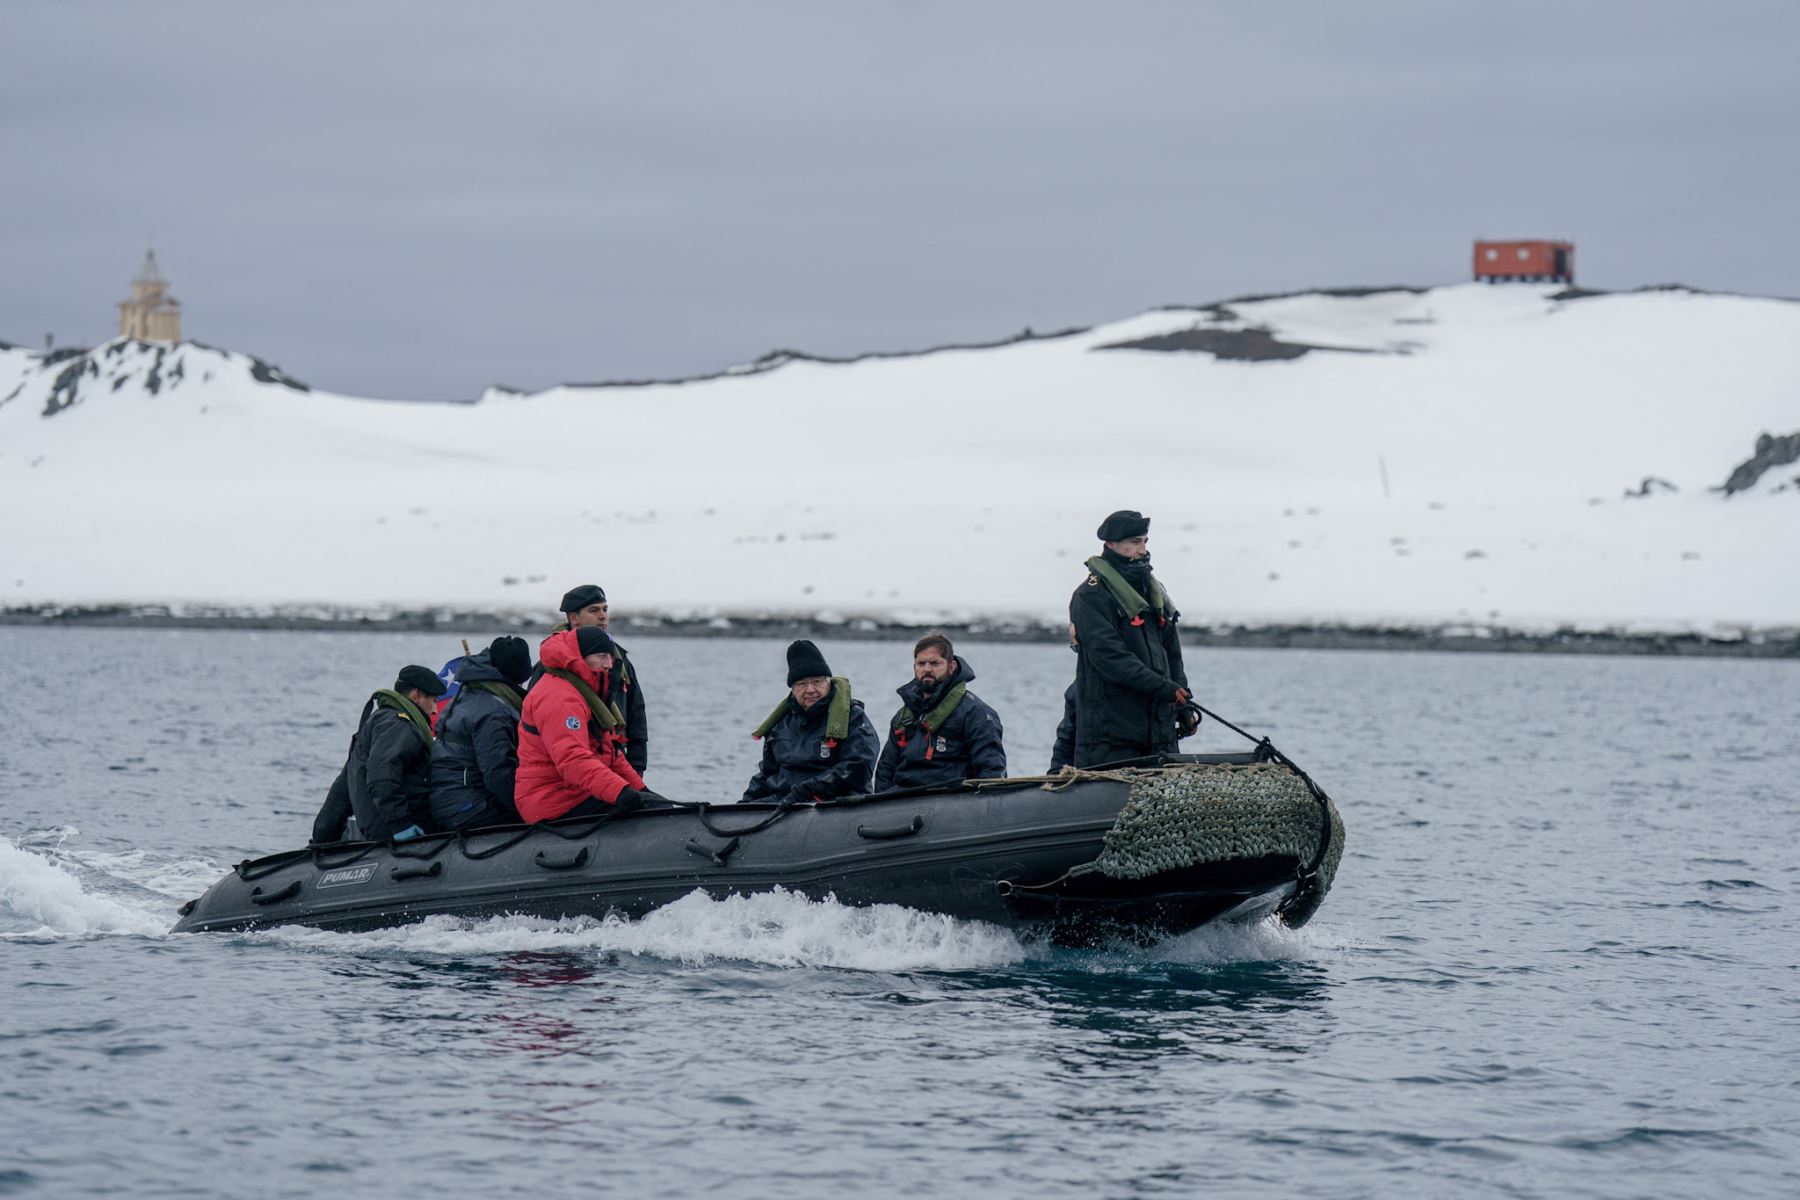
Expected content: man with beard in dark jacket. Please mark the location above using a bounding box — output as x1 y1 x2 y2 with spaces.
874 633 1006 791
742 640 881 804
1069 510 1200 767
312 665 447 844
549 584 649 774
428 636 534 830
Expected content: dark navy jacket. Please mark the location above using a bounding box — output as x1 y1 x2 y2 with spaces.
874 657 1006 791
428 650 524 830
741 682 881 803
1069 556 1189 764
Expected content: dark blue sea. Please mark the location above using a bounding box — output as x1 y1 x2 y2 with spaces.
2 629 1796 1198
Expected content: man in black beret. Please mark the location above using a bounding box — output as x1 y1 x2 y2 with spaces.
312 665 447 844
542 583 650 774
742 640 881 804
1068 510 1199 767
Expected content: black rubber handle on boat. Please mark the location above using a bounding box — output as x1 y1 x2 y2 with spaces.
250 880 303 906
391 860 444 882
685 836 741 867
533 846 592 871
856 814 925 840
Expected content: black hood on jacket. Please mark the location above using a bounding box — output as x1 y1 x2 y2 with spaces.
454 649 516 689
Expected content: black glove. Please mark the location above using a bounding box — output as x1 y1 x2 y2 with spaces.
1177 701 1203 738
636 787 671 806
783 784 820 805
612 786 645 814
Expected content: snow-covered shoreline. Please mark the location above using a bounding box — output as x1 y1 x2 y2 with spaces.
5 604 1796 659
4 283 1796 644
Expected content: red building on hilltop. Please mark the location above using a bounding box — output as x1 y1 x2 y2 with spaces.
1474 239 1574 285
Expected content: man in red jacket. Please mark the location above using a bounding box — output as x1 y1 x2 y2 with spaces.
515 626 658 822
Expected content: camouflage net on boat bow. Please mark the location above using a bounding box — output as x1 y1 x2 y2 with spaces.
1075 762 1345 928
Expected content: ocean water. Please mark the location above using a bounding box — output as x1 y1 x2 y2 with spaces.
1 628 1796 1198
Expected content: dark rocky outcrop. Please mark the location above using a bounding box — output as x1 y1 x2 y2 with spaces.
1721 431 1800 496
248 356 310 392
1623 476 1678 498
1095 325 1374 362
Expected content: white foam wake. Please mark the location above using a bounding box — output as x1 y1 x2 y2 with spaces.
255 887 1030 972
1119 915 1352 966
0 834 173 939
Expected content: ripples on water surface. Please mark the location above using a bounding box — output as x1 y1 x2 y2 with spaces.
2 629 1796 1197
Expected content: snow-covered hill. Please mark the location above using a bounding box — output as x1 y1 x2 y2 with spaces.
2 284 1796 636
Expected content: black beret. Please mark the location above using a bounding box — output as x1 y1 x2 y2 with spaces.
785 639 832 686
559 583 607 614
1096 510 1151 541
395 664 448 697
576 626 616 658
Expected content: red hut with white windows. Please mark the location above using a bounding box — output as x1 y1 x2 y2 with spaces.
1473 239 1574 285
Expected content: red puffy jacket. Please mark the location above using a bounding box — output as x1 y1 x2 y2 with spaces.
515 629 646 822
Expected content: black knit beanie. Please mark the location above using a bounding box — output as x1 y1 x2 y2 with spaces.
489 635 534 687
576 626 616 658
785 639 832 686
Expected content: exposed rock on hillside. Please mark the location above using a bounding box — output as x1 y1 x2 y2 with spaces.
1721 431 1800 495
1096 325 1375 361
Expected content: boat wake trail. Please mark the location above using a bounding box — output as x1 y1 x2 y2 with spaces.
247 889 1343 972
250 887 1033 972
1124 916 1350 966
0 832 177 940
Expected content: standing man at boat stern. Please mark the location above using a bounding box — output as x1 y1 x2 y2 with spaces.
1069 510 1200 767
874 633 1006 791
742 640 881 804
554 584 648 774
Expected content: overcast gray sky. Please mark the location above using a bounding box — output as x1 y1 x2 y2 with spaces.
4 0 1796 400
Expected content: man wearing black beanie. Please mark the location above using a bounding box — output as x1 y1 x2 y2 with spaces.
741 640 882 804
428 636 534 831
545 583 650 775
1068 510 1198 766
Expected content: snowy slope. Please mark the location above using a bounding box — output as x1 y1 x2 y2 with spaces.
1 284 1796 634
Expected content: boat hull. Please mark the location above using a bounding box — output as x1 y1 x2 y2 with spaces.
173 755 1336 943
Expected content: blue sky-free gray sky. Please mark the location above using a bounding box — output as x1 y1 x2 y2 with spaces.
4 0 1796 400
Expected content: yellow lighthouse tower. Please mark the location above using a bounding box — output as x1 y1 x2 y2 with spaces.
117 247 182 342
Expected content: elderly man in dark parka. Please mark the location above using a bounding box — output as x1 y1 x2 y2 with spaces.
742 640 881 804
1068 510 1199 767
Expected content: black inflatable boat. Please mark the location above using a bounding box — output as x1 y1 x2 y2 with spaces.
173 751 1345 943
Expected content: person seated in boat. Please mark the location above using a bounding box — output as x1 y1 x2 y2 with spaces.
533 583 649 774
1070 510 1202 767
311 665 447 844
741 640 881 804
874 632 1006 791
516 626 666 822
1048 626 1079 774
428 636 534 831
